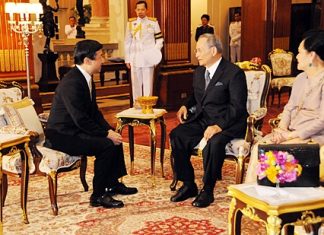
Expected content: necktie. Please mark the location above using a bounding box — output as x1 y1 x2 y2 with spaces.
205 70 211 90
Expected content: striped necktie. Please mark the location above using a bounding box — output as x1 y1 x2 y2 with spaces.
205 70 211 90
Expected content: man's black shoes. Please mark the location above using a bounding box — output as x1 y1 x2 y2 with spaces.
90 193 124 208
170 184 198 202
192 189 214 208
106 183 138 196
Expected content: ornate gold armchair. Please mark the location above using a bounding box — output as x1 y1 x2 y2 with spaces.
0 81 88 217
268 48 296 106
170 62 272 190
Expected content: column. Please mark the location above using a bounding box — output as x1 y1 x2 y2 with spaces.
83 0 110 43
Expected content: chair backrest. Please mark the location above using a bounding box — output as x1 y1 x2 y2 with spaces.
236 61 272 115
268 48 294 77
0 81 24 128
0 81 24 104
2 98 45 143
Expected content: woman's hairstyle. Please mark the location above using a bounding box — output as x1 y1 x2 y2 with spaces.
201 14 210 21
74 40 103 65
198 33 223 54
303 29 324 61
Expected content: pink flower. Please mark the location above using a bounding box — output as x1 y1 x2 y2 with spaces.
257 150 302 184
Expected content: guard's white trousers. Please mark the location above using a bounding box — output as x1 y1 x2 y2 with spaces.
230 45 241 63
131 66 154 103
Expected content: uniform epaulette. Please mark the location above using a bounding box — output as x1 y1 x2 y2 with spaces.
128 17 136 22
148 17 157 22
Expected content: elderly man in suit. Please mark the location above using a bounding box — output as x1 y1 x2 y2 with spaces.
44 40 137 209
170 33 248 208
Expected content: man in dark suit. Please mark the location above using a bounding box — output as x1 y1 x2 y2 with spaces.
44 39 137 209
195 14 214 42
170 33 248 208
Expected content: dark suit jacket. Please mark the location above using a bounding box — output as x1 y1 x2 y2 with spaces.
185 58 248 138
195 25 214 41
46 67 112 137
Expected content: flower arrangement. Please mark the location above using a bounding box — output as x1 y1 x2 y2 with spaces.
257 150 302 184
250 57 262 66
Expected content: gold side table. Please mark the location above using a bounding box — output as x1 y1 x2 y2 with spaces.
227 183 324 235
116 108 167 180
0 134 32 231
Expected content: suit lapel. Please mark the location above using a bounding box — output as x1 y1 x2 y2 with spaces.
201 59 225 101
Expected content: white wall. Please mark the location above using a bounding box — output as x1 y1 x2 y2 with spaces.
109 0 128 57
190 0 208 65
208 0 241 61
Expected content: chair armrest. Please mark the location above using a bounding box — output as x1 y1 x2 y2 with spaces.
25 130 40 144
244 114 264 144
245 115 256 143
25 130 43 162
269 113 282 130
249 107 267 121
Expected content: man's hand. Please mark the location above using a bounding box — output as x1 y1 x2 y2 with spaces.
204 125 222 141
107 130 123 145
177 105 188 124
126 63 131 69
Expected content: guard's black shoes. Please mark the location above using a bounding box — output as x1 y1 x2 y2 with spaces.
192 189 214 208
90 193 124 208
170 184 198 202
106 183 138 196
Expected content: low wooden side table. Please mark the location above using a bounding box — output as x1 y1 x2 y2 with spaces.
115 108 167 181
0 133 32 230
227 183 324 235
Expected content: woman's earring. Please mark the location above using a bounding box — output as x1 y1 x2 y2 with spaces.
308 63 313 67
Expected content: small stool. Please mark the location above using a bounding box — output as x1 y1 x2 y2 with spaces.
115 108 167 181
227 183 324 235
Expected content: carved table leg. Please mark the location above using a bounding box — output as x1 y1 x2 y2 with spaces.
159 117 166 178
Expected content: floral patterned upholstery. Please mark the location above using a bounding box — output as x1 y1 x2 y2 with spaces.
1 98 81 174
268 48 296 106
271 76 295 90
37 146 81 174
269 49 293 77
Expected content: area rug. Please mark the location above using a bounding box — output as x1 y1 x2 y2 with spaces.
3 144 268 235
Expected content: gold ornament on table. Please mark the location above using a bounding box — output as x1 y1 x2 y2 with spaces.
136 96 158 114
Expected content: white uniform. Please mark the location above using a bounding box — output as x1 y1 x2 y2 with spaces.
65 24 77 39
229 21 241 63
124 16 163 103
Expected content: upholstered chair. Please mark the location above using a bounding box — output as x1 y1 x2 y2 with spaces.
170 62 272 190
0 81 33 223
0 82 88 216
268 48 296 106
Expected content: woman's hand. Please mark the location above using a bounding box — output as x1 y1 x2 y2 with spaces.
270 132 286 144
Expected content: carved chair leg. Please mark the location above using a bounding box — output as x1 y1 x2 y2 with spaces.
235 156 246 184
80 156 88 192
278 89 282 107
47 173 58 216
271 88 275 105
1 174 8 206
